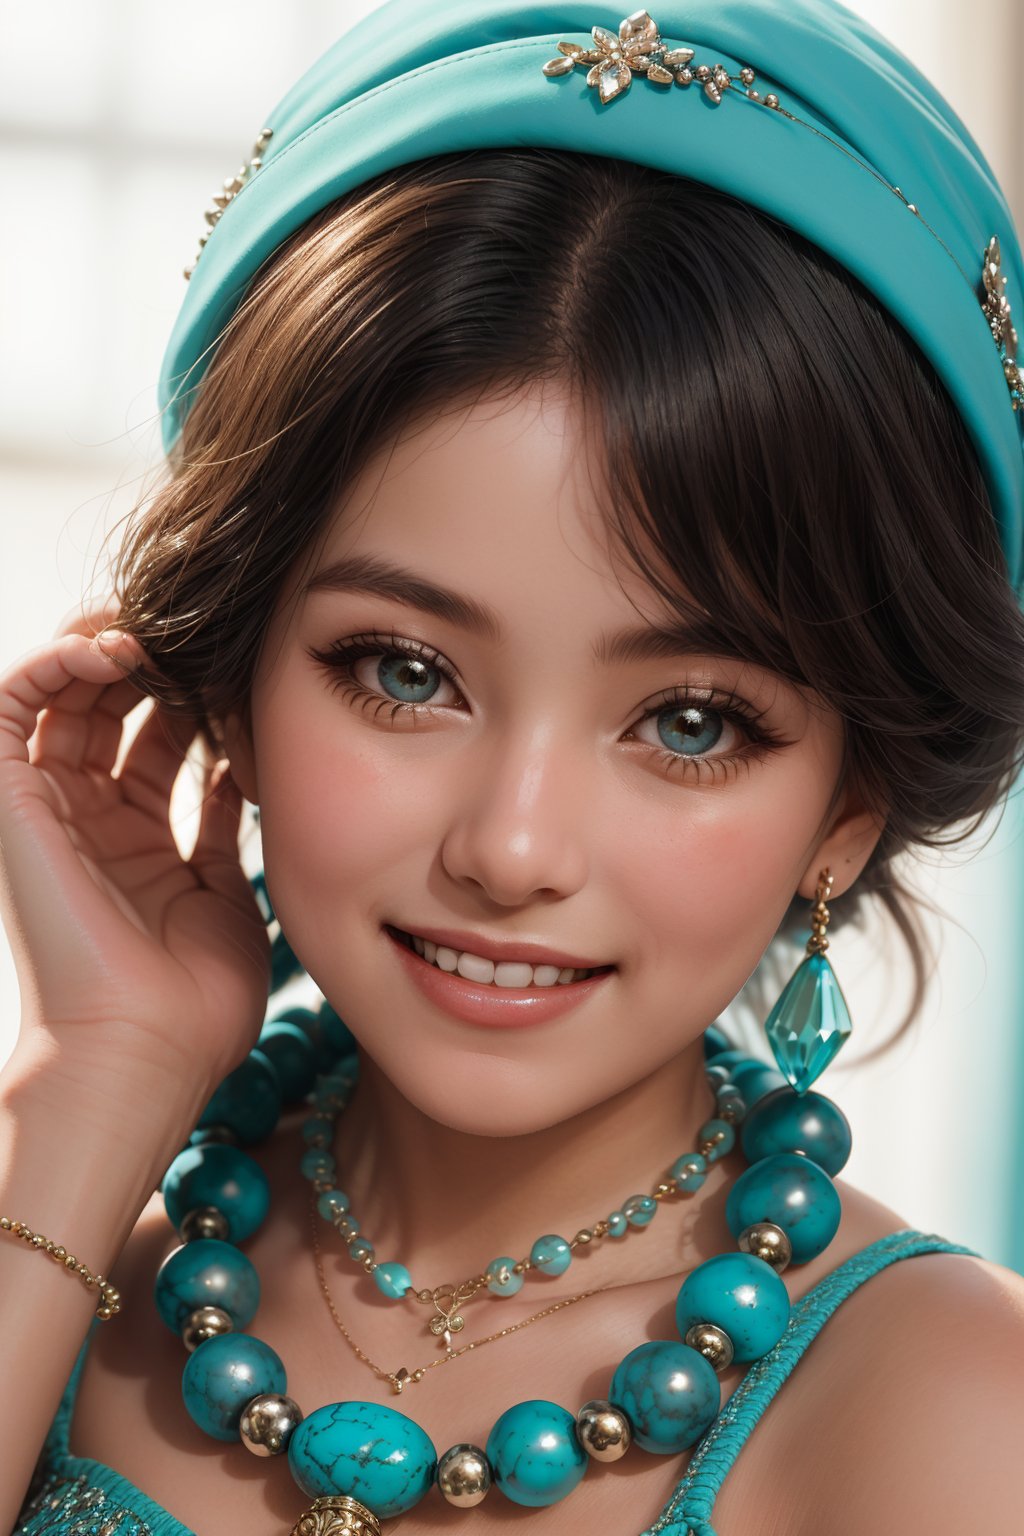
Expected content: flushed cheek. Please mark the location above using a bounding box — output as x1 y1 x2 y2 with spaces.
610 787 825 995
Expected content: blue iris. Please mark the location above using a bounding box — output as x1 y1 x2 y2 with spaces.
378 655 441 703
657 704 723 756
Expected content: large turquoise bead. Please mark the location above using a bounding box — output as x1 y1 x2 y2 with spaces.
153 1238 259 1333
703 1023 731 1059
740 1086 852 1175
288 1401 436 1517
182 1332 286 1441
161 1144 270 1245
256 1021 318 1101
275 1005 337 1072
675 1252 790 1363
486 1400 587 1506
197 1050 281 1145
729 1061 788 1108
725 1151 841 1264
609 1340 719 1453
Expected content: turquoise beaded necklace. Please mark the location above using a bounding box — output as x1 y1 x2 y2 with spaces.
152 871 853 1534
155 1040 851 1530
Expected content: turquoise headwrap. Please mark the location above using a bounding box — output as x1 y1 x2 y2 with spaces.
158 0 1024 592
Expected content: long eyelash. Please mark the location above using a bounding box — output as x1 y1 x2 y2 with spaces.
632 685 794 785
306 635 794 780
307 633 464 720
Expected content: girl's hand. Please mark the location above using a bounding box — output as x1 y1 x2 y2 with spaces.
0 601 270 1103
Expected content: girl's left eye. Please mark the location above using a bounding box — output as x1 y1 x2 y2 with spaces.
306 633 792 782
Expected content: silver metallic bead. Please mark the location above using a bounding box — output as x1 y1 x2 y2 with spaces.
576 1399 632 1461
180 1205 230 1242
239 1391 304 1455
182 1304 233 1352
436 1443 492 1506
684 1320 735 1371
738 1220 793 1271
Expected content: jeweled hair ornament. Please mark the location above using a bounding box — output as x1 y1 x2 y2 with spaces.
160 0 1024 594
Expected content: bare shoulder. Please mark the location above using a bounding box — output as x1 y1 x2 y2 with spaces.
801 1244 1024 1536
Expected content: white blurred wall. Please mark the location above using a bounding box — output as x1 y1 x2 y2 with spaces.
1 1 1022 1271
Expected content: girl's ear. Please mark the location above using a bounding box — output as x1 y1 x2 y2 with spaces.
796 784 887 902
219 707 259 806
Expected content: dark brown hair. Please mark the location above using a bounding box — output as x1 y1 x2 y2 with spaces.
96 148 1024 1061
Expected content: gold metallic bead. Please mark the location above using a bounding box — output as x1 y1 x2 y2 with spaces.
290 1494 381 1536
239 1391 303 1455
654 1181 676 1199
182 1304 234 1352
574 1228 594 1245
740 65 755 84
436 1443 492 1507
684 1321 734 1371
576 1400 632 1461
180 1205 230 1242
737 1220 793 1271
765 92 780 108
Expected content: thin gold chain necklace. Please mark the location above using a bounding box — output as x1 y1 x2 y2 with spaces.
309 1185 619 1395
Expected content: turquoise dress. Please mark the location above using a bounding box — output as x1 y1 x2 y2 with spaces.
15 1229 978 1536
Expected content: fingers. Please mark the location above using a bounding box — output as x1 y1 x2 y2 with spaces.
0 633 142 771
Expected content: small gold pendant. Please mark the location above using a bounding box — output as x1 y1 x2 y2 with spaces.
289 1493 382 1535
424 1282 468 1345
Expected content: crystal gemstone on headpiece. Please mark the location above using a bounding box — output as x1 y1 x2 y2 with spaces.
543 10 725 104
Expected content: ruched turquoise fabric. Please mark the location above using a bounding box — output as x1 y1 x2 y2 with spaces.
15 1227 979 1536
158 0 1024 592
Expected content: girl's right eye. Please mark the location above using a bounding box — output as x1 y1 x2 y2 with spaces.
307 633 464 722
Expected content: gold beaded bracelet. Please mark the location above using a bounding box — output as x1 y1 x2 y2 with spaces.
0 1216 122 1319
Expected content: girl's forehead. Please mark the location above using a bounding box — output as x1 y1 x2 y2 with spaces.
309 384 661 597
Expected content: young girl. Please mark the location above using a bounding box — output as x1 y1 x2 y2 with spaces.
3 2 1024 1533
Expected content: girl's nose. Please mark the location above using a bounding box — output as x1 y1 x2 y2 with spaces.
438 733 590 907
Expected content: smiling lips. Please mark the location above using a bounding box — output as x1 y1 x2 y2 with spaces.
384 923 616 1028
389 924 609 987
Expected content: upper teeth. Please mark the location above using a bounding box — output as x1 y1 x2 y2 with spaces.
404 930 597 987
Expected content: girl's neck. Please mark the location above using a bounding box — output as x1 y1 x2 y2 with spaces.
331 1040 732 1291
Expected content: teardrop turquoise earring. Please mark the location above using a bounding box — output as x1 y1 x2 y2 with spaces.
763 867 853 1096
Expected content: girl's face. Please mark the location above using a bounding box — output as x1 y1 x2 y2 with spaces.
225 381 882 1136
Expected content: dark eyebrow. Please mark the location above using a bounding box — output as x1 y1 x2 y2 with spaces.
303 553 742 666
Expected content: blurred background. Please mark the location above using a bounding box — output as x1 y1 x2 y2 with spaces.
1 1 1022 1272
